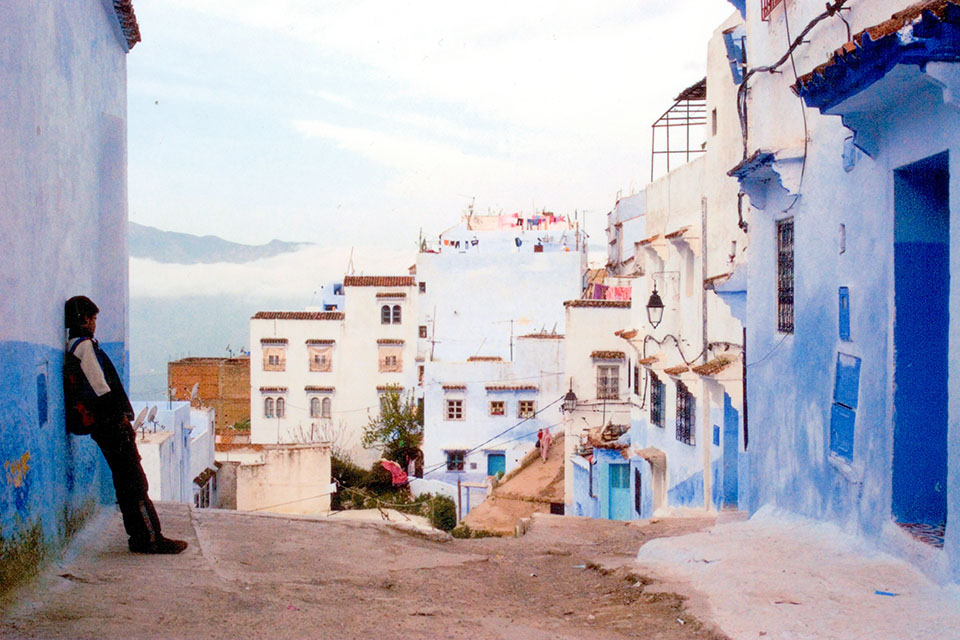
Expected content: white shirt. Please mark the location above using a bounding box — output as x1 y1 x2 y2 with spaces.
67 337 111 397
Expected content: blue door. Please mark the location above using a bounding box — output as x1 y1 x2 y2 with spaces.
722 394 739 508
487 453 506 477
608 463 630 521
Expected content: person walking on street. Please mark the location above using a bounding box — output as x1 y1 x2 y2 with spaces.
63 295 187 554
540 428 552 463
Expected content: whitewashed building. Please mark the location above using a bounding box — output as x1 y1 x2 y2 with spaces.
249 276 418 466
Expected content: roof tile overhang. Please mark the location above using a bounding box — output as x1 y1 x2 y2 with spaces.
564 299 631 309
305 339 336 345
591 350 625 360
638 355 659 366
442 384 467 391
664 226 691 240
485 385 539 392
637 233 660 247
793 0 960 156
304 386 334 393
691 356 736 377
259 386 287 393
614 328 638 340
111 0 141 50
253 311 344 321
376 292 407 299
343 276 416 287
377 339 405 345
663 365 690 376
468 356 503 362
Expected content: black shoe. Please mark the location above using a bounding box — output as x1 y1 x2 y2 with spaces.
129 536 188 554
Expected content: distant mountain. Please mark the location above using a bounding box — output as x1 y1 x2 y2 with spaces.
128 221 310 264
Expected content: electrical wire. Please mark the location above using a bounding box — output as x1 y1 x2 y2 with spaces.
745 333 789 369
736 0 853 159
780 2 809 215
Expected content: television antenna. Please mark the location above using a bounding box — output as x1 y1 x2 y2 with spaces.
133 407 148 438
189 382 199 405
147 406 159 433
167 387 177 409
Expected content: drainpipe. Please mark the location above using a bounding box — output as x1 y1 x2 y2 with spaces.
700 197 711 511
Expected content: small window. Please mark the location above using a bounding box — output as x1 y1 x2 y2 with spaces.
489 400 505 416
676 381 695 445
633 364 640 396
445 399 464 421
321 397 331 418
445 450 465 472
419 325 428 338
650 373 665 428
597 365 619 400
310 397 321 418
419 282 426 293
381 305 391 324
418 365 424 385
777 218 795 334
518 400 535 418
263 346 285 371
711 108 717 136
276 397 285 418
392 305 402 324
264 397 275 418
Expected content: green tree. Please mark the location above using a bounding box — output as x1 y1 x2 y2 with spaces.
361 386 423 464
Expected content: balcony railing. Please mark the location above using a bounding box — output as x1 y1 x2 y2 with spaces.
761 0 784 21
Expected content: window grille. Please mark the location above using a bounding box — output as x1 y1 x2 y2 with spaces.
633 364 640 396
761 0 784 21
676 381 695 445
392 305 402 324
310 397 321 418
777 218 795 333
419 325 428 338
634 468 643 516
322 397 331 418
445 399 464 420
489 400 505 416
276 397 285 418
597 365 619 400
650 373 665 428
445 450 465 471
381 305 391 324
264 397 274 418
518 400 535 418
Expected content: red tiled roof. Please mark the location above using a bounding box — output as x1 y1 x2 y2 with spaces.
259 386 288 393
377 339 405 345
675 78 707 102
442 384 466 390
343 276 415 287
467 356 503 362
638 356 659 366
614 329 638 339
637 234 660 246
663 366 689 376
376 384 403 391
305 339 335 345
252 311 344 321
591 350 625 360
485 385 539 391
518 333 564 339
112 0 141 50
304 386 334 393
376 292 407 298
665 226 691 240
795 0 960 90
565 300 631 309
691 356 736 377
260 338 288 344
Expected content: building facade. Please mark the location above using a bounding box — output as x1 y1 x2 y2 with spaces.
0 0 139 585
168 356 250 430
731 0 960 581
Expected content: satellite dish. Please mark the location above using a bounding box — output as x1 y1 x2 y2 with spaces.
147 406 158 423
189 382 199 403
132 407 148 430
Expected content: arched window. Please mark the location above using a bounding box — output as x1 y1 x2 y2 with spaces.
381 305 391 324
322 397 332 418
392 305 401 324
310 397 321 418
276 397 285 418
264 397 274 418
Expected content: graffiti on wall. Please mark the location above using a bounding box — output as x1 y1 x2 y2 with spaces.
5 452 31 488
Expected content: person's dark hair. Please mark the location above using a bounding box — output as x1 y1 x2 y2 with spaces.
65 295 99 337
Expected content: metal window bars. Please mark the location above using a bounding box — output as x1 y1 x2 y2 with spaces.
761 0 784 21
777 219 795 334
650 373 665 428
597 365 620 400
676 381 695 445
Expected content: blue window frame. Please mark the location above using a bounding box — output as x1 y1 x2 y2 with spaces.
829 353 861 462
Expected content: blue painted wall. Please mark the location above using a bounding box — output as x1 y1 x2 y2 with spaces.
0 0 132 588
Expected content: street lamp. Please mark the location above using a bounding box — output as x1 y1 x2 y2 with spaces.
562 381 578 413
646 285 665 329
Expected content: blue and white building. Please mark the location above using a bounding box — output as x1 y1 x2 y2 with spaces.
730 0 960 581
0 0 140 579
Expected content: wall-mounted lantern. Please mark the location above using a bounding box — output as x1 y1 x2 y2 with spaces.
562 380 578 413
646 285 665 329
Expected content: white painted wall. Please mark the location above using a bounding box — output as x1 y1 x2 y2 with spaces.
236 444 332 515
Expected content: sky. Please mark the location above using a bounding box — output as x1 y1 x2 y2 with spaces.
127 0 736 264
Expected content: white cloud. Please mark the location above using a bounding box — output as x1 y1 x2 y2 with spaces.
130 244 412 298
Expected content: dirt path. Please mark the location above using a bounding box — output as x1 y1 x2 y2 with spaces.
1 505 724 640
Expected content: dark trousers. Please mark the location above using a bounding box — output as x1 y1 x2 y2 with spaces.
92 419 162 544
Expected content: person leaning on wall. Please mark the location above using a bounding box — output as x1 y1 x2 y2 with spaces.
63 295 187 554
